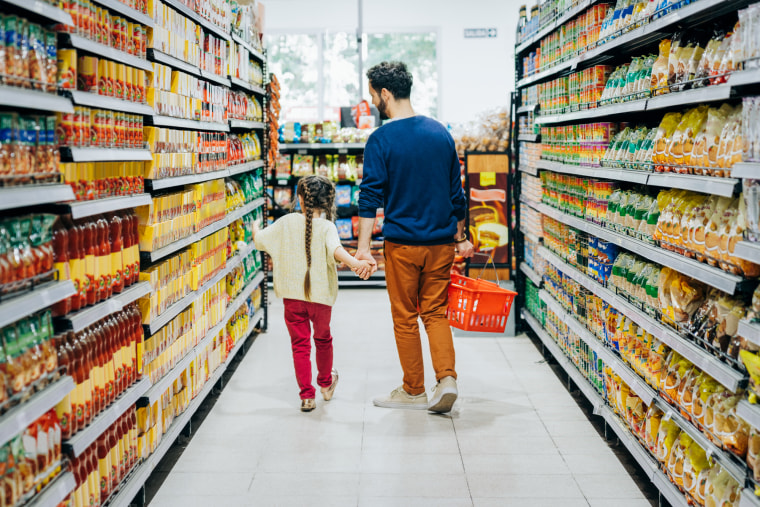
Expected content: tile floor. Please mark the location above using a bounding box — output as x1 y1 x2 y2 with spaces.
147 288 659 506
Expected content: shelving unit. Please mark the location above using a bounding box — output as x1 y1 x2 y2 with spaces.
525 198 747 295
231 33 265 62
229 77 266 96
521 309 689 507
514 1 760 499
141 197 264 265
0 1 271 503
519 262 542 287
107 309 263 507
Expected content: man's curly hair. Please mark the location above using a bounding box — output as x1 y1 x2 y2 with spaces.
366 61 413 100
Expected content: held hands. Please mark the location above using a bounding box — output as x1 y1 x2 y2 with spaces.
351 258 374 280
355 248 378 277
455 239 475 258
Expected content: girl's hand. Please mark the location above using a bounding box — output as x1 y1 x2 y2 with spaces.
352 259 373 280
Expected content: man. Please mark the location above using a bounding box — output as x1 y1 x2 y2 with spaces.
356 61 474 414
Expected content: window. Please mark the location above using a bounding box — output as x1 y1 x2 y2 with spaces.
267 30 439 123
266 34 320 122
364 32 438 118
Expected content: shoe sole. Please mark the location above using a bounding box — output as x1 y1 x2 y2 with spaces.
373 399 429 410
428 390 458 413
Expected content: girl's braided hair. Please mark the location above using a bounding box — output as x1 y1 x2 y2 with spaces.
296 175 336 301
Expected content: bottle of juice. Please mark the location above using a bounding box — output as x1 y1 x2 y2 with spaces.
104 317 116 405
53 334 73 440
63 215 85 311
84 326 101 417
64 331 80 436
80 220 98 305
97 433 111 503
109 214 123 294
95 215 111 302
87 445 100 507
108 425 119 491
52 217 71 317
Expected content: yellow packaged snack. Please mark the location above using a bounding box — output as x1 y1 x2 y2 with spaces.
651 39 672 95
683 440 711 500
653 113 683 166
645 404 664 453
655 417 681 465
668 431 693 487
747 426 760 482
740 350 760 402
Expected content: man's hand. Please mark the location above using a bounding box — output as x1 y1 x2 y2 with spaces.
355 247 378 275
351 258 374 280
455 240 475 258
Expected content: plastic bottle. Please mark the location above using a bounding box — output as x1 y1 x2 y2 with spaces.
52 217 71 316
63 215 83 312
97 433 111 503
109 214 124 294
82 218 97 306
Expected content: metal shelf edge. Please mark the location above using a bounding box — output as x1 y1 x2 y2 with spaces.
63 148 153 162
740 488 760 507
0 184 75 210
150 115 230 132
738 399 760 430
90 0 153 25
738 319 760 348
69 194 152 219
538 245 745 392
65 377 151 457
1 0 74 25
0 281 76 330
231 33 265 62
65 35 153 72
533 202 743 294
732 162 760 179
28 471 76 507
147 169 230 190
0 85 74 113
229 119 266 130
646 173 739 197
0 376 75 448
519 262 542 286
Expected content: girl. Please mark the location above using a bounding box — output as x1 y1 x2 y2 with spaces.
253 175 372 411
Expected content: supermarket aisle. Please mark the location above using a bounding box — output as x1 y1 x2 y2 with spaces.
150 289 653 507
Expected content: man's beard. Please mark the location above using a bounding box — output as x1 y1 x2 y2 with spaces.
377 96 389 120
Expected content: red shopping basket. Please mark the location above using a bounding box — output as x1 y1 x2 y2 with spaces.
446 255 517 333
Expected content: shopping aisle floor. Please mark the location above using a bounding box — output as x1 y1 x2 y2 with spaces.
149 289 656 507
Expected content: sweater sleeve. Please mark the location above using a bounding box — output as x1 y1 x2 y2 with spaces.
254 217 280 257
358 134 385 219
450 150 467 221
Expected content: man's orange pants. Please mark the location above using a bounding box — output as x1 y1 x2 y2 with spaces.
384 241 457 396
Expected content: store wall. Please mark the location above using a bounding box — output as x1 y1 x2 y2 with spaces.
264 0 520 124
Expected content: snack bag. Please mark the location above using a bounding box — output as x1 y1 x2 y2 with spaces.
667 32 685 90
651 38 672 95
694 29 727 88
645 404 664 452
668 431 692 487
748 425 760 482
653 112 683 169
655 416 681 464
683 440 710 499
741 350 760 402
713 391 749 458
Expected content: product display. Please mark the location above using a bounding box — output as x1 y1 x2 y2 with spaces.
517 0 760 504
1 15 59 93
451 108 510 157
0 0 269 504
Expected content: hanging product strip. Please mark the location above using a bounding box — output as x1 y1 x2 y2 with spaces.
0 0 269 504
514 0 760 504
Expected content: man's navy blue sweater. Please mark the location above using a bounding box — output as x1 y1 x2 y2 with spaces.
358 116 467 246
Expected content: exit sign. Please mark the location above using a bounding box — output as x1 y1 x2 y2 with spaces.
464 28 497 38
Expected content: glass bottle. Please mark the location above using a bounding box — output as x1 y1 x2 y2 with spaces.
109 214 123 294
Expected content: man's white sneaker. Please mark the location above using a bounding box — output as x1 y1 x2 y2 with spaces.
428 376 458 413
373 386 428 410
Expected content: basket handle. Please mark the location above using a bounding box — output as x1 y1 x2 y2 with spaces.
471 252 500 284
